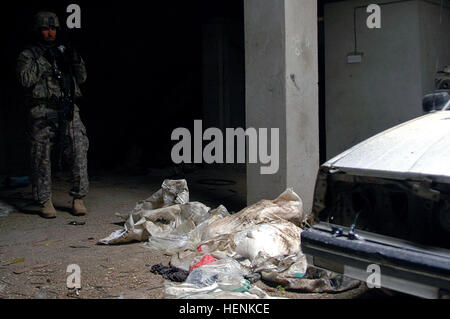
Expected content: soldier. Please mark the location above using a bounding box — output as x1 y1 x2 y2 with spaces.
16 11 89 218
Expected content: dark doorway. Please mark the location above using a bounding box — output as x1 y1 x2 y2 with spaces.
0 0 246 210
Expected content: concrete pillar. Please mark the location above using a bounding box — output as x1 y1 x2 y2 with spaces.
244 0 319 214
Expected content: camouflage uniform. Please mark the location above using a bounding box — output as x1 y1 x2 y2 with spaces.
16 12 89 204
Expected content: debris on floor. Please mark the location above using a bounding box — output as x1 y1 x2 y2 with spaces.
99 179 360 298
189 254 216 272
164 278 278 299
277 267 361 293
13 263 48 275
32 239 62 247
2 257 25 266
0 200 14 217
67 287 81 297
150 264 189 282
68 221 86 226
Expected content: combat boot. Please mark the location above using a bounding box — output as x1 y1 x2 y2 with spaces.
40 199 57 219
72 199 88 216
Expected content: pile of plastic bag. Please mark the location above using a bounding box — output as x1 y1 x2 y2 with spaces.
99 179 359 298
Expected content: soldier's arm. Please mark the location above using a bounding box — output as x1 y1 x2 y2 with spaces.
72 56 87 84
16 49 46 88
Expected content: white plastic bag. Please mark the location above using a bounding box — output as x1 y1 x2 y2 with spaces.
185 258 247 289
233 220 302 261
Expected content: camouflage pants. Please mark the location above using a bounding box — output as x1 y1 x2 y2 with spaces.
29 104 89 204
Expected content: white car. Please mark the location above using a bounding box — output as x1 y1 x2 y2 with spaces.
302 91 450 299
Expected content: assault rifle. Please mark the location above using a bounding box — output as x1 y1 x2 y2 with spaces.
49 45 76 171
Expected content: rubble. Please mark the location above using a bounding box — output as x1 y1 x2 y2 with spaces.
99 179 360 298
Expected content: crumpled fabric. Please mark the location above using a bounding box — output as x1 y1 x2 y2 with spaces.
150 264 189 282
262 266 361 293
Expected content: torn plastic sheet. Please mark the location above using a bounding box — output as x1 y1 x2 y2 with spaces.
164 187 306 288
169 215 304 273
122 179 190 219
164 282 281 299
98 214 150 245
145 179 189 208
100 203 227 247
99 179 230 247
163 257 279 299
201 188 304 241
142 205 230 254
185 258 248 289
164 281 220 299
168 245 308 292
253 252 307 277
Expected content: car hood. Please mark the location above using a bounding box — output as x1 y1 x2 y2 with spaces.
324 111 450 183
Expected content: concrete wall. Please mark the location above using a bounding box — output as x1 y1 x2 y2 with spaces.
418 0 450 95
245 0 319 213
324 0 449 160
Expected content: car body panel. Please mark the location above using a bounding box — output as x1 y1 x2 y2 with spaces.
301 224 450 299
306 111 450 298
324 112 450 183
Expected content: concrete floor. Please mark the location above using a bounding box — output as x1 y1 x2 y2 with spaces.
0 166 371 299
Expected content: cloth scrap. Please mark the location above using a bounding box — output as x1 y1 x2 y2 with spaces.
151 264 189 282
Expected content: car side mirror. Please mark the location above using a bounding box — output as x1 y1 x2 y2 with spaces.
422 91 450 113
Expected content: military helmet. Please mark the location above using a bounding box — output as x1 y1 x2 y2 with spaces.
33 11 60 31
